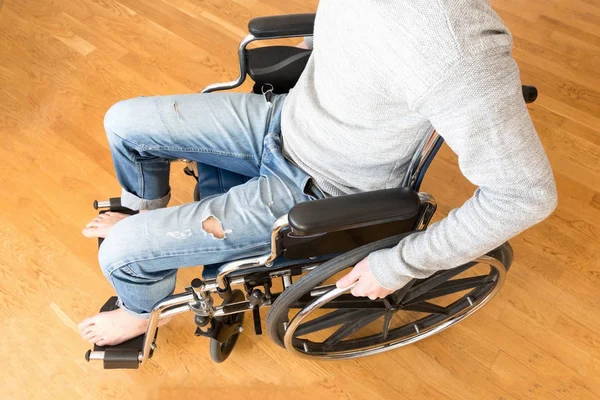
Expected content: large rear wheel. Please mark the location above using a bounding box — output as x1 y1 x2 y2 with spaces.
266 234 512 359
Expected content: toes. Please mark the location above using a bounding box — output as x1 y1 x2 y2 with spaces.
78 318 95 332
85 217 105 228
95 338 109 346
86 215 109 228
83 327 96 339
82 227 98 238
83 212 129 237
80 324 101 344
78 315 108 344
85 333 99 344
82 225 110 238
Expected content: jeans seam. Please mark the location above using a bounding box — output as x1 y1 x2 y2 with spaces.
110 122 258 161
137 160 144 199
121 265 141 278
104 240 271 276
112 129 258 160
147 147 257 159
112 133 145 200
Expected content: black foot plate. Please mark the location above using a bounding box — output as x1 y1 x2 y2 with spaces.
84 297 157 369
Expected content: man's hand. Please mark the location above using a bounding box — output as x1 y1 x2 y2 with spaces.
336 257 395 300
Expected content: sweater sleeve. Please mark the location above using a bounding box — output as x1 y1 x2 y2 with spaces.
368 51 557 290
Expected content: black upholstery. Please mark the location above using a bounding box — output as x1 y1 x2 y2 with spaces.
248 13 315 38
247 46 311 94
522 85 538 103
288 187 421 236
280 217 419 260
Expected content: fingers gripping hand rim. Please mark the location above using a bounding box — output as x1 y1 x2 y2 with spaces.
337 257 395 300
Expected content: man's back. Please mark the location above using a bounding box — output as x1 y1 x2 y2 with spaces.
281 0 557 290
282 0 513 196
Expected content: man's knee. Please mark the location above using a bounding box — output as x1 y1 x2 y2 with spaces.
104 100 126 137
98 237 125 280
103 98 144 145
97 216 145 278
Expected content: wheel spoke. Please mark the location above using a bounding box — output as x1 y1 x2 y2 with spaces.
402 262 478 304
404 275 494 305
382 311 393 341
292 294 388 309
322 312 385 349
295 309 373 337
324 295 387 309
401 301 449 315
389 279 416 305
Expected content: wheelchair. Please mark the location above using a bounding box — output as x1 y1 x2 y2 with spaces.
85 13 539 369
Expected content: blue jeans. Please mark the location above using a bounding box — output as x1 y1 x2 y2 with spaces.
99 92 321 318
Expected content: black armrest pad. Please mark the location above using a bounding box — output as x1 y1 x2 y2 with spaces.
288 188 421 236
248 13 316 39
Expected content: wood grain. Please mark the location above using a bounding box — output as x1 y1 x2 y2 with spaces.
0 0 599 399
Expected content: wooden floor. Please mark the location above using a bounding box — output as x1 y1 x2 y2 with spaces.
1 0 599 398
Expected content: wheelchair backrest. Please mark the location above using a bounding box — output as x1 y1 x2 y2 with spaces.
247 46 312 94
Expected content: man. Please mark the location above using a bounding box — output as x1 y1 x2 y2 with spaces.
78 0 557 346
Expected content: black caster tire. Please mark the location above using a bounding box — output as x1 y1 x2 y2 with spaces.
209 289 245 363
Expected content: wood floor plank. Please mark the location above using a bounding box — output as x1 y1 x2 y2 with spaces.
498 304 600 396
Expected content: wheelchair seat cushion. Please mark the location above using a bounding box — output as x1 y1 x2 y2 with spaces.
288 187 421 236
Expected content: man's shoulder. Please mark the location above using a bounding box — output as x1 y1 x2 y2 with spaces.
383 1 512 81
366 0 513 105
385 0 511 55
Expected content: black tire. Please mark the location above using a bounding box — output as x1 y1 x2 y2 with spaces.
266 233 512 352
209 289 245 363
266 233 415 348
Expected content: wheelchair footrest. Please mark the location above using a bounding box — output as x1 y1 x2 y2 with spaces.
84 296 158 369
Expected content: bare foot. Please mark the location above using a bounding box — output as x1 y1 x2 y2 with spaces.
82 212 131 238
78 307 170 346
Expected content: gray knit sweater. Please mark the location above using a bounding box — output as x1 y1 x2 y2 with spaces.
281 0 557 289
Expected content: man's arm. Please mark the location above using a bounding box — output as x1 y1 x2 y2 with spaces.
345 50 557 293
